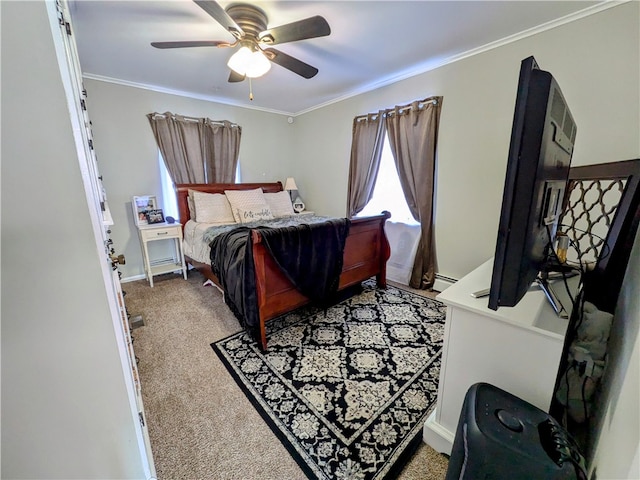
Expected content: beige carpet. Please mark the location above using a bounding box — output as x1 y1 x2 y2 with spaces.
124 271 450 479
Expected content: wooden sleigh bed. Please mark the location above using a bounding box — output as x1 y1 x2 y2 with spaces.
176 182 391 350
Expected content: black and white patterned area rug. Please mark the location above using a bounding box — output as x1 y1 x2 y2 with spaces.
212 280 447 480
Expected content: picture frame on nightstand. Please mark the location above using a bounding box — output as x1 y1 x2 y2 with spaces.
132 195 158 226
145 209 165 224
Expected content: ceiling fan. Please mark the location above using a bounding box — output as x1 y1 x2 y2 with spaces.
151 0 331 83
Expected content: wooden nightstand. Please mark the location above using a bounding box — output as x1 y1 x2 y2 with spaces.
137 222 187 287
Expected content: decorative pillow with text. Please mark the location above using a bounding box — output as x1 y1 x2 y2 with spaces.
236 205 274 223
225 188 270 223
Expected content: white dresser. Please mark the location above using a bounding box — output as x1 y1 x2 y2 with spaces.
423 259 577 454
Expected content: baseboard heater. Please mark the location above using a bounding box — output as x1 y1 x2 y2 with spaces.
150 257 178 267
120 258 185 284
433 273 458 292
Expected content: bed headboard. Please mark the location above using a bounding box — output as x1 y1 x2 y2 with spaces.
175 182 284 226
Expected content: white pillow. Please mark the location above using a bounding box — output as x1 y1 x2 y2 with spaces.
187 189 199 219
187 196 196 220
236 205 274 224
192 190 236 225
264 191 295 217
225 188 270 223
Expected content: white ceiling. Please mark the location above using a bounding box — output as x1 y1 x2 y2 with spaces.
70 0 604 116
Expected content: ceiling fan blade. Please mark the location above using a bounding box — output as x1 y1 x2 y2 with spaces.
193 0 243 39
263 48 318 79
228 70 246 83
151 40 228 49
258 16 330 45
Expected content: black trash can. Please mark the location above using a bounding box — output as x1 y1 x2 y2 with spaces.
445 382 586 480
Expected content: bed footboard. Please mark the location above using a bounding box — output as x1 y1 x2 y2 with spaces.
251 212 391 350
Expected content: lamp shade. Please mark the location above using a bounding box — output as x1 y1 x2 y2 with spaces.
284 177 298 191
227 46 271 78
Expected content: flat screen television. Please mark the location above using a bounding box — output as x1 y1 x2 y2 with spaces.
488 56 577 311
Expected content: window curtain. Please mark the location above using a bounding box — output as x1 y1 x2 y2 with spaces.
386 97 442 289
147 112 241 184
346 110 386 217
203 120 241 183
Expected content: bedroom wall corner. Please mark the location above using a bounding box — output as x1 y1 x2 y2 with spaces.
293 1 639 281
83 80 297 280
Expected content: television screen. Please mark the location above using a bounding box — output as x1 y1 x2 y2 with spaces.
488 56 577 311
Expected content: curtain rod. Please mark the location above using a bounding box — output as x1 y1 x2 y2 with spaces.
148 112 239 127
353 96 439 122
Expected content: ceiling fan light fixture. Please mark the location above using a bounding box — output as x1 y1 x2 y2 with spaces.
227 46 271 78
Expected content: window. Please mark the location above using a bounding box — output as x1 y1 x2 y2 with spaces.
158 155 178 219
356 134 418 225
157 154 242 220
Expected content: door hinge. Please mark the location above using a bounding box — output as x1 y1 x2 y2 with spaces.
55 1 72 36
55 0 65 27
139 412 145 428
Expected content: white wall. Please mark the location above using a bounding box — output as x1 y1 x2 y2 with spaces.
1 1 146 478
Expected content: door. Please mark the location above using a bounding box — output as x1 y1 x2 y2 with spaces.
47 1 156 477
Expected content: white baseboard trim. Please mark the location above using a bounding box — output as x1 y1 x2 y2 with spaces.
423 409 455 455
121 274 146 283
122 268 459 290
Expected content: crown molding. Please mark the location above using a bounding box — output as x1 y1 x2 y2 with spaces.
84 1 626 117
82 73 294 116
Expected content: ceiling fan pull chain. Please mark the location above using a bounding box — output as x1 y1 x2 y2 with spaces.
249 77 254 101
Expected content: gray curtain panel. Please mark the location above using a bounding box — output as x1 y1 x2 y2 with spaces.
347 97 442 289
203 120 241 184
386 97 442 289
346 110 386 218
147 112 241 184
